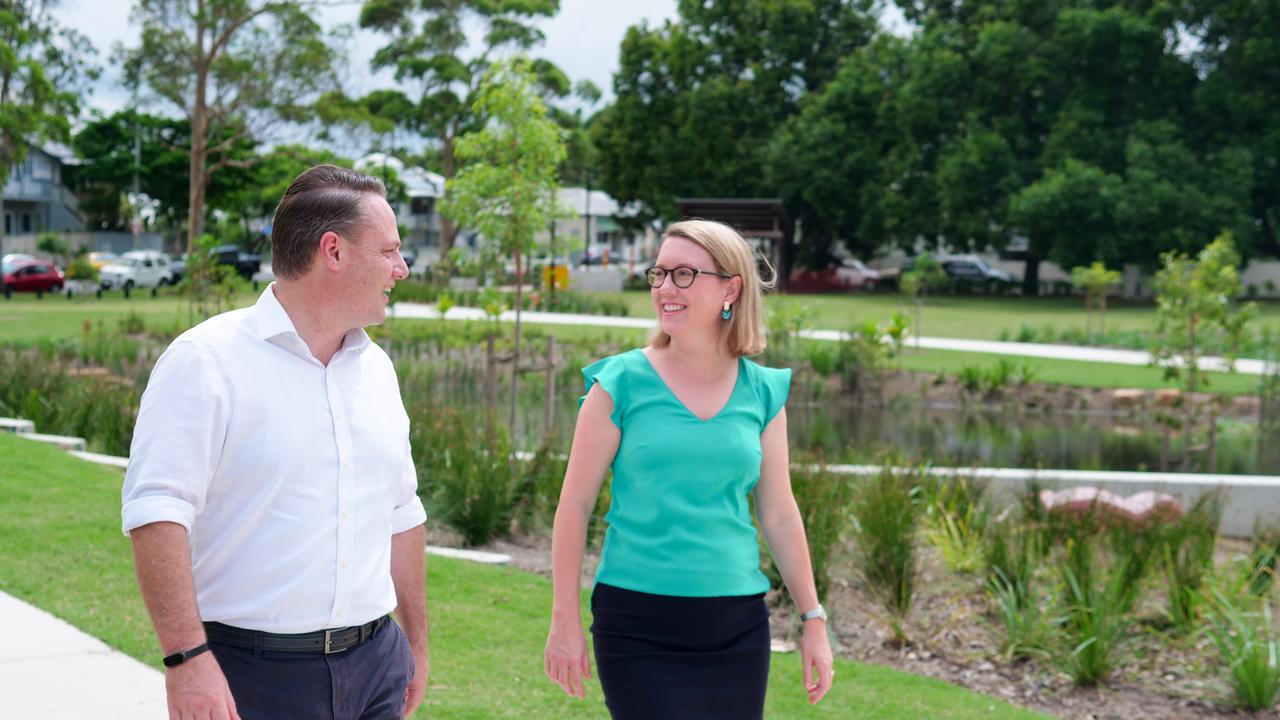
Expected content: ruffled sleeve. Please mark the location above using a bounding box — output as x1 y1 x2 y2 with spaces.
753 362 792 427
581 353 629 429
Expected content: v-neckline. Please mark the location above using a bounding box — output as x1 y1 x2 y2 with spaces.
636 349 742 423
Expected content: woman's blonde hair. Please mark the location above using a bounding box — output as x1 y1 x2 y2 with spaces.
647 219 774 356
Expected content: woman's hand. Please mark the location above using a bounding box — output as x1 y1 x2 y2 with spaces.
800 619 834 704
544 619 593 699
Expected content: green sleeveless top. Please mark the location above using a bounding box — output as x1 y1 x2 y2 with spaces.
581 348 792 597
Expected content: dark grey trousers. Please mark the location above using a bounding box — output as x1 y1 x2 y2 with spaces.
209 618 414 720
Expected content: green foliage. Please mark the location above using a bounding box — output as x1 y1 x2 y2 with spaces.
985 517 1050 660
921 475 989 574
1071 262 1123 339
0 1 96 252
64 253 98 282
121 0 338 250
410 404 516 547
1056 552 1136 687
1205 589 1280 712
850 463 921 640
1159 492 1223 633
1249 521 1280 596
761 460 853 602
179 234 249 322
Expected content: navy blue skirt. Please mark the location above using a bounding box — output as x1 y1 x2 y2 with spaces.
590 582 771 720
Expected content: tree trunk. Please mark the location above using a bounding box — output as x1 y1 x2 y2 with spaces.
438 134 458 256
1021 254 1041 297
1099 293 1107 337
509 247 523 430
186 24 210 255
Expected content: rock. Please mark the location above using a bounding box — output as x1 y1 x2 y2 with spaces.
1111 388 1146 408
978 661 995 672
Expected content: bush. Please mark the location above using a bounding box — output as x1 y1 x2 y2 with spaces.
1249 521 1280 596
1206 589 1280 712
1056 544 1137 687
921 474 989 573
761 459 853 601
410 404 517 546
850 462 921 641
1160 492 1223 633
984 518 1050 660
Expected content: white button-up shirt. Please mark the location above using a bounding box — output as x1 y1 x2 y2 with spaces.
122 285 426 633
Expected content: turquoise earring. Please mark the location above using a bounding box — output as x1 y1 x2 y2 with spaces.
722 301 732 320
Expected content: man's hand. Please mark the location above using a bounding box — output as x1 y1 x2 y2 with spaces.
165 651 240 720
403 648 428 717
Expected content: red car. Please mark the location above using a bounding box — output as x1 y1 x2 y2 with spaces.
2 259 65 293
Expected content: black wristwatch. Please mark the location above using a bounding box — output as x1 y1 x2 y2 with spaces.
163 643 211 668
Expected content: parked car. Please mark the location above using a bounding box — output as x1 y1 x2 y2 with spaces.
2 258 64 293
897 254 1014 294
788 258 881 293
211 244 261 280
87 251 119 270
835 258 882 290
99 250 175 290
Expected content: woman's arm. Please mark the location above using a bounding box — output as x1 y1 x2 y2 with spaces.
545 383 620 699
755 408 835 705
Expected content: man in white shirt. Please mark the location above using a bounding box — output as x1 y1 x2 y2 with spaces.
122 165 428 720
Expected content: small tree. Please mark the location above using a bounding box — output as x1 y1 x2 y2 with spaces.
1071 261 1123 341
899 252 946 348
36 232 68 264
442 58 567 430
1151 232 1256 470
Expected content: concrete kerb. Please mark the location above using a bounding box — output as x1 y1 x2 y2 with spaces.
822 464 1280 538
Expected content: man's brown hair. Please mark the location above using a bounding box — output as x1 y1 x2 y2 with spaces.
270 164 387 279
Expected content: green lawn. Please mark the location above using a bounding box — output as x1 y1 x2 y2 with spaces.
1 289 1266 394
594 290 1280 343
0 432 1046 719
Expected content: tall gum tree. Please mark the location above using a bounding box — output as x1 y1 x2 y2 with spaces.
120 0 337 253
356 0 566 258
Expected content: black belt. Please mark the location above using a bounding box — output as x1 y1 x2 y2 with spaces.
204 615 388 654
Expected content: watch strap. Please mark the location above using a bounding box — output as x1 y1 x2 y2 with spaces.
163 643 211 668
800 605 828 622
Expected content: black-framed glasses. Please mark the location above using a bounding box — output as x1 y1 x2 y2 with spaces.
644 265 735 289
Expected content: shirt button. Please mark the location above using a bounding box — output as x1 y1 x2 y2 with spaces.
341 560 349 569
335 609 344 619
341 511 350 520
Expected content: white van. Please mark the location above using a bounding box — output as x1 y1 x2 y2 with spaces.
99 250 175 290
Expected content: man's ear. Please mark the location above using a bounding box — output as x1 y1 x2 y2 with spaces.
318 231 343 272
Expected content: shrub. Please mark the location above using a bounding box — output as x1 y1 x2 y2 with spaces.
1160 492 1223 633
984 517 1050 660
921 474 989 573
410 404 517 546
850 462 921 641
1056 543 1137 687
1249 521 1280 596
761 460 853 601
1206 589 1280 712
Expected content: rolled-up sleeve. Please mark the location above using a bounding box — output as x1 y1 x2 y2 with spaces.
121 341 228 536
391 435 427 534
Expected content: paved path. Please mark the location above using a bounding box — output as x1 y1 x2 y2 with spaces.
390 303 1273 375
0 591 166 719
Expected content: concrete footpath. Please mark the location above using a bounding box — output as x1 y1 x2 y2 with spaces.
390 303 1272 375
0 590 166 719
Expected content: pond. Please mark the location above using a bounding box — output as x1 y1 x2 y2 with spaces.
398 362 1277 476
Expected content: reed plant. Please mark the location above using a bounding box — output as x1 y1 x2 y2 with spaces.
409 404 517 546
921 474 989 573
984 517 1050 660
761 459 854 600
1205 588 1280 711
1056 539 1137 687
1159 492 1223 633
850 462 922 641
1248 520 1280 596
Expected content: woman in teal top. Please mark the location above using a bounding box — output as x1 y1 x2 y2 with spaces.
544 220 835 719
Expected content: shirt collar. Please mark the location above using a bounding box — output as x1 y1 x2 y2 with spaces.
252 283 372 358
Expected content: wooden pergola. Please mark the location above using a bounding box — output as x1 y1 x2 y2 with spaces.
675 198 793 289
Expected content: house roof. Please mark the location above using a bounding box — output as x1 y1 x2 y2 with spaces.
355 153 445 199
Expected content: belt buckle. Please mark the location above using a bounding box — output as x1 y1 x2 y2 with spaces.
323 628 339 654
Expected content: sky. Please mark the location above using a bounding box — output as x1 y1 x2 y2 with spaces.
52 0 906 155
54 0 681 118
